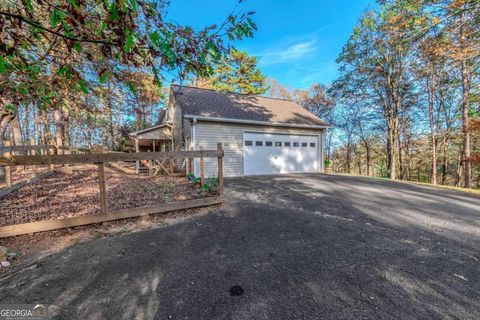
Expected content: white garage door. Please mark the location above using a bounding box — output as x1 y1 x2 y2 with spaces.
243 132 319 175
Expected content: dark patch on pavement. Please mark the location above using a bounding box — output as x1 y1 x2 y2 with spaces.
229 285 244 296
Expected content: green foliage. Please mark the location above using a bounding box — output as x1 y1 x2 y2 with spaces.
5 104 16 112
199 49 268 95
0 0 257 120
125 82 137 94
187 172 201 184
0 56 8 74
50 9 66 28
201 178 219 193
99 70 110 84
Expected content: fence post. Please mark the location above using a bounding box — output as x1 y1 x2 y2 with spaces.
188 158 194 174
97 162 108 214
200 146 205 186
49 147 55 171
135 138 139 174
217 143 224 195
30 138 36 178
4 141 12 188
148 151 153 176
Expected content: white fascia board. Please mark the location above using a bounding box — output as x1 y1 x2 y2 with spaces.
184 115 331 129
128 123 172 137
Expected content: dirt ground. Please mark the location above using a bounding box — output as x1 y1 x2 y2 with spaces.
0 164 207 227
0 164 219 273
0 166 50 189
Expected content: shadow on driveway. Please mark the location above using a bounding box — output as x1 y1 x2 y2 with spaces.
1 174 479 319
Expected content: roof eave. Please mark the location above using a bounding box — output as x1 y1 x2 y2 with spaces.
128 123 172 137
184 115 332 129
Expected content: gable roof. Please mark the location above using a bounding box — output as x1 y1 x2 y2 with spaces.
171 84 330 128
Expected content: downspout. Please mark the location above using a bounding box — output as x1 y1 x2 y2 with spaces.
191 117 197 176
135 137 139 173
321 129 325 173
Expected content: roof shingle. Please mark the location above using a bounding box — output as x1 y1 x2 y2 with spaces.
171 85 329 127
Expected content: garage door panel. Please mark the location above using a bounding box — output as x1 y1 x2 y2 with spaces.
243 132 318 175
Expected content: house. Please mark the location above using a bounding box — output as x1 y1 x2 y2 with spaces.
130 84 330 177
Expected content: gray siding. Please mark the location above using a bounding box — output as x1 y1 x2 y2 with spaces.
182 116 192 143
193 121 324 177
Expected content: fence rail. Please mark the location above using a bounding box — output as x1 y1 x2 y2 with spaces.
0 144 91 154
0 150 223 166
0 144 225 238
0 143 91 188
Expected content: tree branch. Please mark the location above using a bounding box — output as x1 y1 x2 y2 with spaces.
0 10 118 46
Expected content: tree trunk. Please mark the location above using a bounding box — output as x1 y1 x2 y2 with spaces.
107 82 116 150
11 116 23 146
387 122 397 180
398 133 403 180
346 139 352 174
109 110 115 150
54 109 63 147
356 147 362 176
62 105 70 148
23 104 31 144
456 152 463 187
43 109 52 145
86 115 93 148
461 60 471 188
35 107 42 145
441 141 448 186
326 130 332 161
459 8 471 188
0 112 14 179
364 141 371 176
427 76 437 185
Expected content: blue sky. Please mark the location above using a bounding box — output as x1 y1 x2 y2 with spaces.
168 0 373 90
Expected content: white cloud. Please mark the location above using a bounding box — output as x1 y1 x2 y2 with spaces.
256 39 318 66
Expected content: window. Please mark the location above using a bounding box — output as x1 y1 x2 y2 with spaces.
310 143 316 148
255 141 263 146
265 141 273 147
245 141 253 146
293 142 299 147
302 142 308 147
284 142 291 147
275 142 282 147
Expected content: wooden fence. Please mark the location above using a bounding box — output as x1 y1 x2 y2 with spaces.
0 143 224 238
0 143 91 189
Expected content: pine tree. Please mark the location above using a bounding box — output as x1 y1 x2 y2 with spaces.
195 50 268 95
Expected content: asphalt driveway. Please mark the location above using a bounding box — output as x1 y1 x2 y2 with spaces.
1 174 480 319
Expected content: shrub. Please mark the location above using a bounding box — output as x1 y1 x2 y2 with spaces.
201 177 219 193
